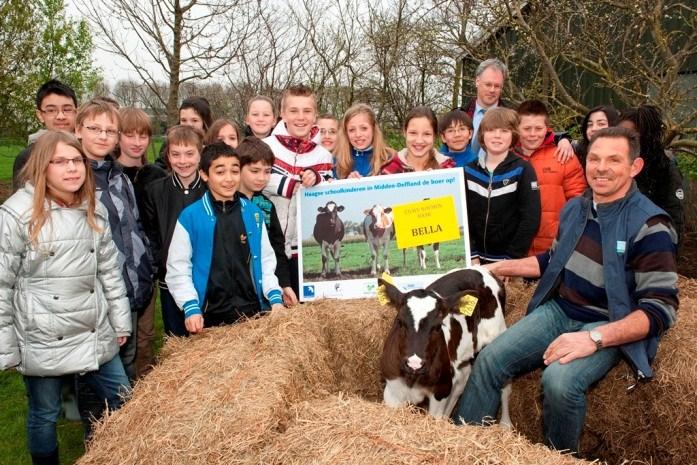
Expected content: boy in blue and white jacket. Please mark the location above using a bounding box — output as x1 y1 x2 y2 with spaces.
166 142 284 333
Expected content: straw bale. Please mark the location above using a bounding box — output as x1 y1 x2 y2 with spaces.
506 277 697 465
78 300 394 465
78 278 696 465
259 394 590 465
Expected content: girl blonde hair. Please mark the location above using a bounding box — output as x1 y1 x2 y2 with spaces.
20 131 101 246
334 103 393 179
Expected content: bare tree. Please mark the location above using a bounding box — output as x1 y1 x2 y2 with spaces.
78 0 257 125
224 1 307 121
452 0 697 148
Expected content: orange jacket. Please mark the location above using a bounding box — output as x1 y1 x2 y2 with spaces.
515 130 587 255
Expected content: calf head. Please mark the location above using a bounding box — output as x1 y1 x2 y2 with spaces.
318 201 345 228
379 278 473 380
365 205 393 230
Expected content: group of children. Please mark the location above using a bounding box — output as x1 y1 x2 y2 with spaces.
0 77 685 465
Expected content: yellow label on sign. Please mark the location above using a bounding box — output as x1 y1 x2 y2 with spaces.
392 196 460 249
458 294 479 317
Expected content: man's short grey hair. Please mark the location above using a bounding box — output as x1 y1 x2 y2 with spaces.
476 58 508 80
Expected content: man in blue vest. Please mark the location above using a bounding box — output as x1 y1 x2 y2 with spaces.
454 126 679 454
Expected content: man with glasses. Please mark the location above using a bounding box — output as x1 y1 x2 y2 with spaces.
457 59 574 161
12 80 78 191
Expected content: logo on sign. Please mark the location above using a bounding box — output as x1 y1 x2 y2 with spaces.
303 285 315 299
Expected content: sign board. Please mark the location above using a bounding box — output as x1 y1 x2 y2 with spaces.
296 169 471 300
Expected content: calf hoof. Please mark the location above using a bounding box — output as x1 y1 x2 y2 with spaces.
320 273 327 279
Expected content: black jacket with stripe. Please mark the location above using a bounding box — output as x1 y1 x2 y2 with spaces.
464 152 541 261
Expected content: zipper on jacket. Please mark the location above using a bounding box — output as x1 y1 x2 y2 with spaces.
483 170 494 257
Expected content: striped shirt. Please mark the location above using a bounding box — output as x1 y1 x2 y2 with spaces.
537 207 678 337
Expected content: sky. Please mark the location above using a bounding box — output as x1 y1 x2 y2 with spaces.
66 2 153 85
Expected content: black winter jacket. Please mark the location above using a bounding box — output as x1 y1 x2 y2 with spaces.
464 152 541 261
141 172 207 285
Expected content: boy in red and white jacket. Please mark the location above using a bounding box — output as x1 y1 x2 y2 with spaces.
262 85 334 295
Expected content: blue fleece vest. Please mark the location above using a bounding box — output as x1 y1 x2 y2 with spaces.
528 185 666 380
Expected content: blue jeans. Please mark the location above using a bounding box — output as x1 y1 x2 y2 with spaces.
160 287 188 337
454 299 620 453
24 355 130 456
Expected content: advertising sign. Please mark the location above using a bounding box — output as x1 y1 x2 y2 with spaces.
297 169 470 300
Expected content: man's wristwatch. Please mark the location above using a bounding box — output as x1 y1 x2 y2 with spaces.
589 330 603 350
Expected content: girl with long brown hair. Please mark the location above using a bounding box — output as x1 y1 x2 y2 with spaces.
0 131 132 465
334 103 395 178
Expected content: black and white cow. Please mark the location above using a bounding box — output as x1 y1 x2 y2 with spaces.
363 204 394 275
313 201 345 278
379 267 511 422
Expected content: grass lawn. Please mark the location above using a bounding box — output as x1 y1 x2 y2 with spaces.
302 237 468 279
0 140 165 464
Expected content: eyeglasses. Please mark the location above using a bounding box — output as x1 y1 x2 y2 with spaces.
49 156 86 167
443 126 471 136
82 124 119 138
319 129 337 135
40 106 76 116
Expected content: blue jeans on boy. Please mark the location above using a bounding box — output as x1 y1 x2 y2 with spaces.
160 287 188 337
24 355 130 457
454 299 620 453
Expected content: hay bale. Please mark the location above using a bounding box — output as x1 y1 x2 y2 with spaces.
506 277 697 465
78 301 394 465
259 395 588 465
78 279 696 465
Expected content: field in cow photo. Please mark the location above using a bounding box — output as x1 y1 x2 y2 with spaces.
301 235 467 280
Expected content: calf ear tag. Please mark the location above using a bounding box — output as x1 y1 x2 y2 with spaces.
458 295 478 317
376 272 395 306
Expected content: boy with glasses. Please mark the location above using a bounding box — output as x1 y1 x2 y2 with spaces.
74 100 154 436
75 100 153 382
12 79 78 191
438 109 475 168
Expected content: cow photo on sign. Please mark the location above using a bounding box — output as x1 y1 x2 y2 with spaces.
297 169 471 300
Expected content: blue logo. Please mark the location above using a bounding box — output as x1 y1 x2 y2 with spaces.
303 285 315 298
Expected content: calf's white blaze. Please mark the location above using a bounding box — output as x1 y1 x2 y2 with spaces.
407 295 437 332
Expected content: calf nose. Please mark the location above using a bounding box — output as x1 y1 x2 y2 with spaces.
405 354 424 372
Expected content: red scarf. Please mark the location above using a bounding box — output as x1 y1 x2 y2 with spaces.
274 126 319 154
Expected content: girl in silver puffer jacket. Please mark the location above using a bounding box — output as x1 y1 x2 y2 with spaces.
0 131 131 465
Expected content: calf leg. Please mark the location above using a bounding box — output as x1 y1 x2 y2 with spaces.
369 244 378 275
433 243 441 269
427 394 451 418
443 364 471 418
382 243 390 274
418 246 426 269
331 242 341 277
320 243 329 278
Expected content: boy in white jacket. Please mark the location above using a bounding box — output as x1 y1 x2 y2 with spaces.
262 85 334 295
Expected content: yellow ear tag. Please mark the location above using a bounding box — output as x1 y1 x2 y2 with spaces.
459 294 479 317
376 272 395 306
